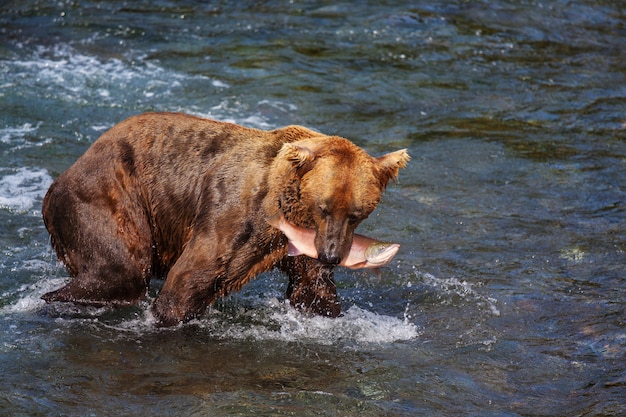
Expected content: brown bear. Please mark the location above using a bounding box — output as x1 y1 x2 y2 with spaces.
41 112 409 326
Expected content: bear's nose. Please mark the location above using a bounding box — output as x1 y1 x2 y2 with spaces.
319 253 341 265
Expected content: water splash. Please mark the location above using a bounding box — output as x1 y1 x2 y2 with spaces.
412 269 500 317
0 167 53 213
2 276 419 346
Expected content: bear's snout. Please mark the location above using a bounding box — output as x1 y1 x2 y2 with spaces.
314 218 353 267
318 251 342 266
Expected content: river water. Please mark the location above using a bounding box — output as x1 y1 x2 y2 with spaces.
1 1 625 415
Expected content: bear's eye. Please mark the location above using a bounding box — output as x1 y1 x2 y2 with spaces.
319 205 330 217
348 213 360 224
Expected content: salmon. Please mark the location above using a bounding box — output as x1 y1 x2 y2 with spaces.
267 213 400 270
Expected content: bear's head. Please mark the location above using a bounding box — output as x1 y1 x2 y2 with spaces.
267 135 410 266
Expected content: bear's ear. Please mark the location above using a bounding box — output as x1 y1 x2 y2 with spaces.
280 143 317 169
375 149 410 188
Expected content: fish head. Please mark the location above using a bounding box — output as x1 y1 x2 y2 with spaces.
364 242 400 266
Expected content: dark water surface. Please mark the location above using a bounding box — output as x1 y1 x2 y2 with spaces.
1 1 625 415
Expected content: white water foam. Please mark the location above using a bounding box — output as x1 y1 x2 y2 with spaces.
1 277 67 314
5 43 229 115
2 275 419 346
212 299 420 345
201 99 276 129
0 122 39 144
7 43 299 133
0 167 53 213
0 123 52 154
109 300 420 346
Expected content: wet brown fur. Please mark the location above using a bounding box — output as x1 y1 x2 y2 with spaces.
42 112 409 326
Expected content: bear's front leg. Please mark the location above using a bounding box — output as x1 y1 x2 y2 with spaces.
152 244 228 326
280 256 341 318
151 228 282 326
152 270 222 327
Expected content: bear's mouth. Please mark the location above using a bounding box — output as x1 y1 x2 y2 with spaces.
267 212 399 269
317 252 342 266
